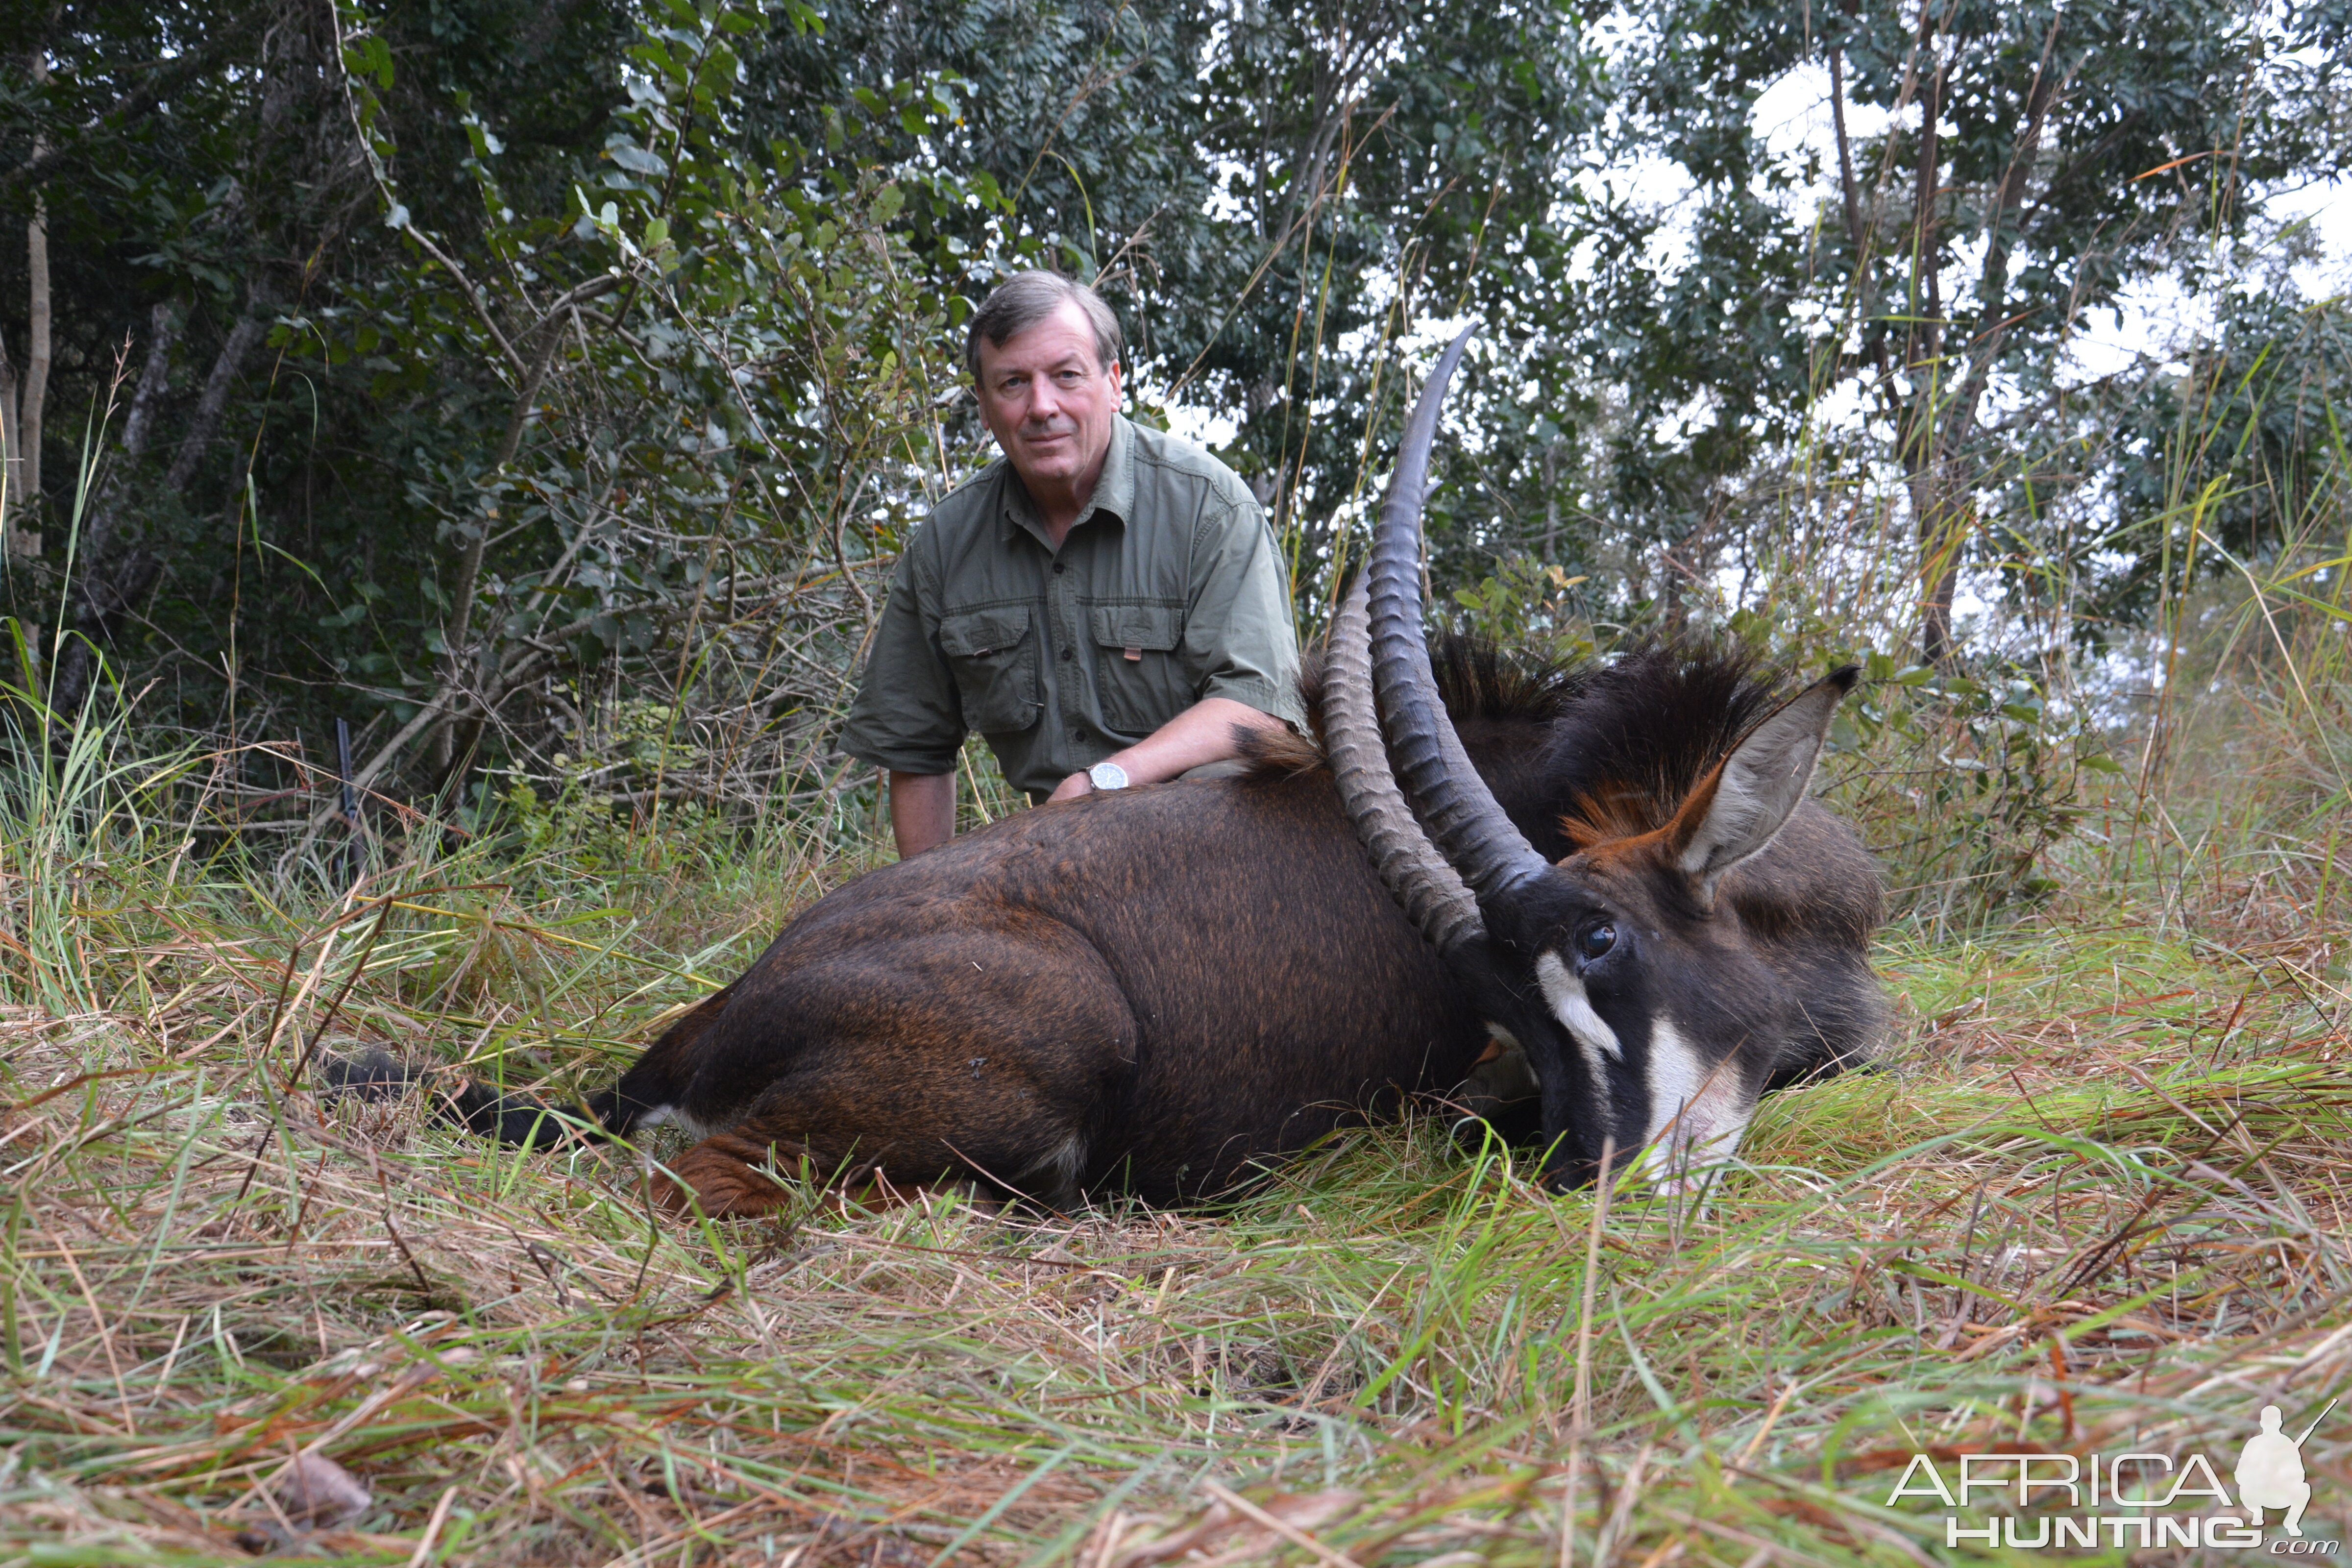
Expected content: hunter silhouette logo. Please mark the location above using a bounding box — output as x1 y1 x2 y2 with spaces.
1882 1396 2340 1551
2238 1399 2333 1539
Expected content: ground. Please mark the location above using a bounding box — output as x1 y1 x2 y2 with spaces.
0 798 2346 1566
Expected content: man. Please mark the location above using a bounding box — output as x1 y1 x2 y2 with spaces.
840 271 1304 858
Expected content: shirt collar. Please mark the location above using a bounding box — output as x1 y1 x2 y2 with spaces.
998 415 1135 546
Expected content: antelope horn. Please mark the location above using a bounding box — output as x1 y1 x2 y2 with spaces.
1366 328 1554 916
1324 569 1485 955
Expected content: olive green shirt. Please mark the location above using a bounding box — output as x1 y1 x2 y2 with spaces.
840 416 1305 799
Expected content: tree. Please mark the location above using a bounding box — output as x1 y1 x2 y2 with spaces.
315 0 987 814
740 0 1603 618
1581 0 2352 658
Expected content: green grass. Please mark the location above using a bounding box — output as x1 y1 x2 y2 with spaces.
0 734 2348 1568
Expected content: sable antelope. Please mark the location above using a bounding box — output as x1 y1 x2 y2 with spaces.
411 332 1886 1214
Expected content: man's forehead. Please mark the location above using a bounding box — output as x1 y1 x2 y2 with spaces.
977 302 1102 374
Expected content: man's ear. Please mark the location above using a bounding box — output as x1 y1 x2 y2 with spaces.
1665 667 1858 908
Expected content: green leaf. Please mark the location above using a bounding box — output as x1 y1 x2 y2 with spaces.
606 142 669 177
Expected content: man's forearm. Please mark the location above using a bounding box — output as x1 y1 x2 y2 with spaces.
1045 697 1285 802
1115 696 1286 783
887 770 956 858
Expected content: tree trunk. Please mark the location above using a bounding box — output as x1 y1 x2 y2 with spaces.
1914 470 1965 666
51 300 260 715
0 335 18 516
1541 439 1560 562
1909 18 2064 670
75 303 181 574
12 43 51 558
21 198 46 525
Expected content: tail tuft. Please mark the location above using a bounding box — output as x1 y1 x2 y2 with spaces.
320 1049 413 1101
318 1053 601 1150
435 1080 588 1150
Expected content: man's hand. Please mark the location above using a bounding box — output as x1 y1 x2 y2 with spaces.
887 770 956 859
1049 697 1286 803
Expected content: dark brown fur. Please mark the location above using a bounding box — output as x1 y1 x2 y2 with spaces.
583 634 1885 1216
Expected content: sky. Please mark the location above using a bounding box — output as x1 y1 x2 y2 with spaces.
1744 59 2352 387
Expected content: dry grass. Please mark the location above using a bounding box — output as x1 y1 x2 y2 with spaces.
4 568 2352 1565
0 780 2347 1568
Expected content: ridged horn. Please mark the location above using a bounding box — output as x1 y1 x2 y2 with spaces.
1324 570 1485 955
1367 327 1554 914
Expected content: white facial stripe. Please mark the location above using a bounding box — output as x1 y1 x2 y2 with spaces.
1643 1016 1705 1145
1536 953 1623 1097
1639 1015 1753 1176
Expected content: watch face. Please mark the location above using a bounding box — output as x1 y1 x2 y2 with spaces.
1089 761 1129 791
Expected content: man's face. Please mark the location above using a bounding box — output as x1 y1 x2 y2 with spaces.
973 300 1122 497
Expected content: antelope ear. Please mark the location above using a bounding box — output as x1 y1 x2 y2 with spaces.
1666 667 1858 906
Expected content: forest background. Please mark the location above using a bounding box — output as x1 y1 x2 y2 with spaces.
2 0 2346 904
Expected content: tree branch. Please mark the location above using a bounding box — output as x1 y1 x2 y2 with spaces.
428 277 619 770
0 14 262 197
397 222 528 382
1828 47 1893 401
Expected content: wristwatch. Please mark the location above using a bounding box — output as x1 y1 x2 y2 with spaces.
1087 760 1130 792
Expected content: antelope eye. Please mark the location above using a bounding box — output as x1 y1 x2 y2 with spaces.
1577 924 1618 962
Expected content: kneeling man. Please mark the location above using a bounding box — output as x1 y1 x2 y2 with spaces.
841 271 1303 858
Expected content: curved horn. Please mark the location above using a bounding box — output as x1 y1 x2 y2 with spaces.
1324 570 1485 955
1367 327 1554 913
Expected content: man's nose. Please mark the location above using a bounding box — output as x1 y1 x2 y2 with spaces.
1021 380 1065 424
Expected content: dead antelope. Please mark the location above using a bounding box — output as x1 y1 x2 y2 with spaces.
403 330 1886 1213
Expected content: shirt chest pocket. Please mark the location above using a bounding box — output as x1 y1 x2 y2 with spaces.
1089 603 1187 737
937 606 1041 735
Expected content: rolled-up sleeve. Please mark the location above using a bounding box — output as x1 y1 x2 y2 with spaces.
1182 500 1307 729
838 544 967 775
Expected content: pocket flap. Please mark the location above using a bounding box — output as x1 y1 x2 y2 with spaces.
1089 604 1183 653
938 605 1031 658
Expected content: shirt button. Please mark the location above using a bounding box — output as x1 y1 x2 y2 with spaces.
1071 728 1083 741
1061 647 1074 661
1053 563 1066 574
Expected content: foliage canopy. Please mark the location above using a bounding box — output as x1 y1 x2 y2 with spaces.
0 0 2343 873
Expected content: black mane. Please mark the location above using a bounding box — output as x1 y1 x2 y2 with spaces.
1247 628 1798 861
1288 628 1589 733
1539 641 1790 846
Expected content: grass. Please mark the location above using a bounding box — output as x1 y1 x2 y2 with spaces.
5 538 2352 1566
0 730 2347 1568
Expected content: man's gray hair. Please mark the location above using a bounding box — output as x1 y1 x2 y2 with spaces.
965 271 1123 379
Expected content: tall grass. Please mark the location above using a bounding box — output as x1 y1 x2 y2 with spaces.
0 643 2346 1563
